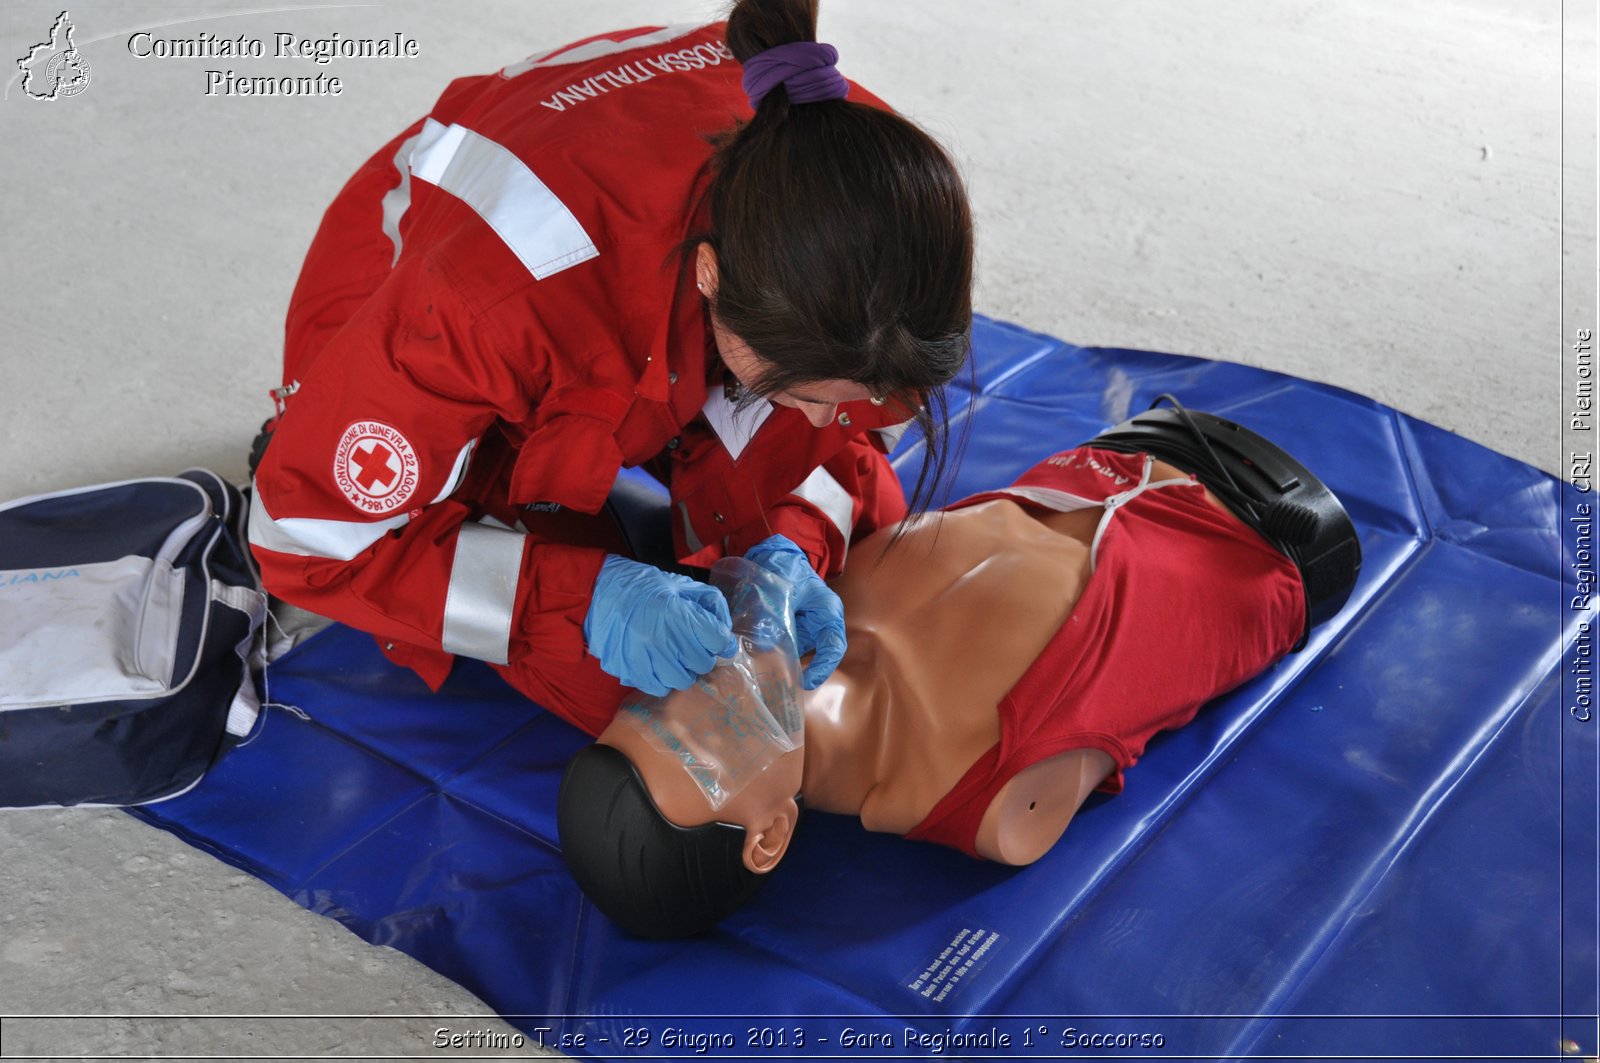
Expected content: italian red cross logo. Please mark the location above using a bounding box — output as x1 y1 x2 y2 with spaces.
352 442 398 492
334 421 420 514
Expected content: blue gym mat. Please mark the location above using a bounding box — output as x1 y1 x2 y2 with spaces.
134 316 1596 1061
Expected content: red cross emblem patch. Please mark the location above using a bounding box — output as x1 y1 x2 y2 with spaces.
333 421 421 514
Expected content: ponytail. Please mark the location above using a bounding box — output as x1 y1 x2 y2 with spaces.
726 0 820 71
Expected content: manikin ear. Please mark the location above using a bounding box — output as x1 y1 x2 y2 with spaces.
740 797 799 874
695 243 718 298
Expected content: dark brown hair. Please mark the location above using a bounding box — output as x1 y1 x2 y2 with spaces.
690 0 975 516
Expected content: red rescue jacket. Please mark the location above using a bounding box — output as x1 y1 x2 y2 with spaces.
249 22 913 689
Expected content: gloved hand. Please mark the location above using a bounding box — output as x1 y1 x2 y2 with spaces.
584 555 738 697
743 534 847 689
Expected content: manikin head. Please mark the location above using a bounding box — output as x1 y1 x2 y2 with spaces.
558 560 808 938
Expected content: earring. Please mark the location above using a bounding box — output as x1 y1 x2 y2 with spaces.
869 395 885 406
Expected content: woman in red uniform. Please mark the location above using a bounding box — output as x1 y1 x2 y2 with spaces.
248 1 974 733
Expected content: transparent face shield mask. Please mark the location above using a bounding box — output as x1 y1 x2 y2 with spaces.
616 556 805 811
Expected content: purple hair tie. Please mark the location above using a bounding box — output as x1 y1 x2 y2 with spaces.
741 41 849 109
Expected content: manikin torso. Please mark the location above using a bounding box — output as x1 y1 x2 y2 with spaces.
800 460 1212 863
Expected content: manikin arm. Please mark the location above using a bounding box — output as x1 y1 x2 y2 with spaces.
974 748 1116 865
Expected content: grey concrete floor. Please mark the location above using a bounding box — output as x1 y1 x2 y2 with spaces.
0 0 1592 1059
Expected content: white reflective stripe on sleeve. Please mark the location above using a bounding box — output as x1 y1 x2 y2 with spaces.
791 466 854 545
701 386 773 461
408 118 598 280
380 126 427 265
248 488 410 561
441 521 526 665
429 438 477 504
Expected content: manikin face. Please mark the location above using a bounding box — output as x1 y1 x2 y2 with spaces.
695 243 875 429
597 684 806 875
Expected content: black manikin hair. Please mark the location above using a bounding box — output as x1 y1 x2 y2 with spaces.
558 744 780 939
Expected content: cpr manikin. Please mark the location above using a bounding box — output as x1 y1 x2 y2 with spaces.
558 407 1362 937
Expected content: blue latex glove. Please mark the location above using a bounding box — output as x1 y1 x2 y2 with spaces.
584 555 738 697
743 534 847 689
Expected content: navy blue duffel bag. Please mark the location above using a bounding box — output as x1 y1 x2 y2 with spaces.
0 470 265 806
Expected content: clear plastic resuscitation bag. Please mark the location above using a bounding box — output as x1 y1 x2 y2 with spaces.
614 556 804 811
